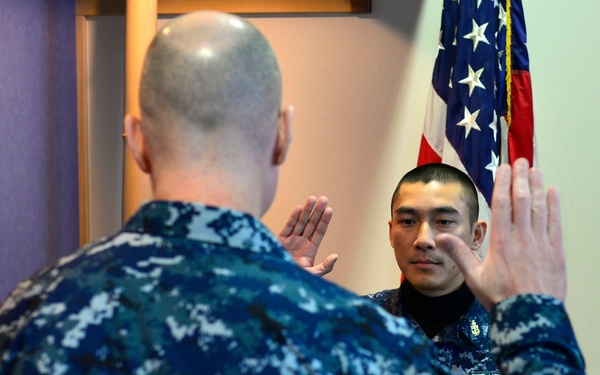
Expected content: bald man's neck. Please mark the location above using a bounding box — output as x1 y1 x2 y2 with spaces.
150 157 271 218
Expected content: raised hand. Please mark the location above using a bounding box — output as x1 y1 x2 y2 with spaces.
435 158 566 310
277 196 338 276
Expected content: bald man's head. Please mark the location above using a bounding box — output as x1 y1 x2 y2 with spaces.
139 12 282 157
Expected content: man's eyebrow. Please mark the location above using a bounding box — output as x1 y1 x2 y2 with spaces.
393 207 418 216
393 206 460 216
431 206 460 216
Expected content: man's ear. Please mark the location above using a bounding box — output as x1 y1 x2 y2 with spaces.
470 220 487 250
388 219 394 248
273 105 293 165
123 114 152 174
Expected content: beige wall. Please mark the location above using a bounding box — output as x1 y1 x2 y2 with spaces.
258 1 430 297
525 1 600 371
85 0 599 371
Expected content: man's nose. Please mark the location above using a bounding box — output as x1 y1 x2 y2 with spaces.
414 222 435 251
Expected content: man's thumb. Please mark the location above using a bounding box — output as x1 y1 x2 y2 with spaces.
435 233 481 280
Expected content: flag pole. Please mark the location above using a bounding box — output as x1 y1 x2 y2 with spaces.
122 0 157 224
505 0 512 128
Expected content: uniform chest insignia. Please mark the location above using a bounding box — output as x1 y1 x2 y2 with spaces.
470 319 481 337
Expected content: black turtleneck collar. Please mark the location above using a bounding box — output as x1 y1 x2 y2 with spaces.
400 279 474 339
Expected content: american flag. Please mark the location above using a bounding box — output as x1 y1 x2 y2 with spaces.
417 0 534 217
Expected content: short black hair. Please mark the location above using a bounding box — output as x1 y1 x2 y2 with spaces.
391 163 479 225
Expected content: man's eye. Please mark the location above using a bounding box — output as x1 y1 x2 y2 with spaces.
437 220 453 226
399 219 415 226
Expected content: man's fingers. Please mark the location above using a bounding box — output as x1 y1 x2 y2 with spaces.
292 196 317 235
310 253 339 277
547 186 567 301
490 164 513 244
320 253 339 275
310 207 332 248
530 167 547 237
302 196 329 238
511 158 532 228
547 187 563 250
436 233 482 284
277 205 303 237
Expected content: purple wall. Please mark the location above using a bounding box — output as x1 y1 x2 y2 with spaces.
0 0 78 299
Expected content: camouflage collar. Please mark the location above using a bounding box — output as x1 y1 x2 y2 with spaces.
455 298 490 346
124 201 290 258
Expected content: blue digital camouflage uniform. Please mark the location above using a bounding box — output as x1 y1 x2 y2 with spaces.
367 287 585 374
0 201 445 374
490 294 585 374
0 201 586 374
367 287 497 374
